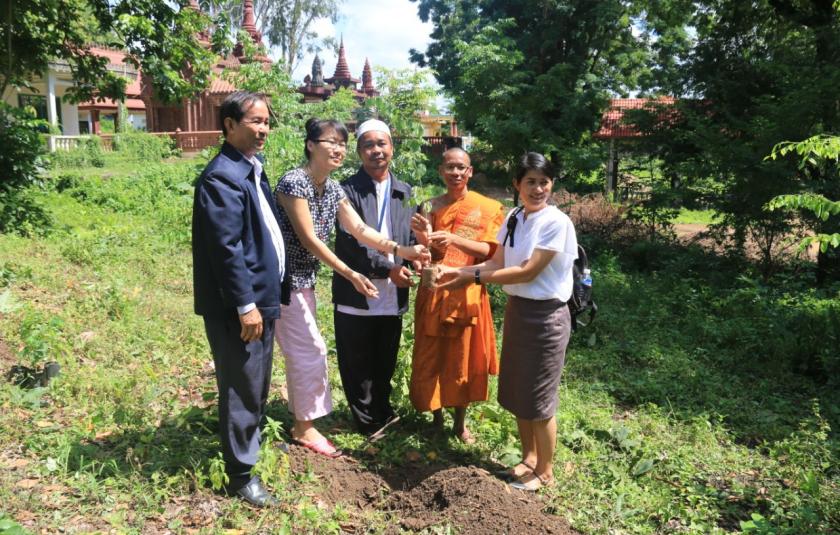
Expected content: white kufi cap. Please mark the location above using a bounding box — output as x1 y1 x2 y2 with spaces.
356 119 391 139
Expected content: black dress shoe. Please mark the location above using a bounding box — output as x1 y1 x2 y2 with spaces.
234 478 279 507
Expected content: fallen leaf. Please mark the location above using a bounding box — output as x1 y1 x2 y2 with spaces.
94 430 114 441
34 420 55 428
564 461 575 475
4 458 31 469
79 331 96 342
426 451 438 461
364 446 379 456
15 478 38 489
405 450 422 462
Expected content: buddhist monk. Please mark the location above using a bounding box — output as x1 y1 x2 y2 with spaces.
409 147 505 443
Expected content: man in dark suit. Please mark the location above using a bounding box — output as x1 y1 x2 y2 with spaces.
332 119 417 438
192 91 285 507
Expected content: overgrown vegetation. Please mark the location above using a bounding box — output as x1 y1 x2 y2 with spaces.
0 150 837 533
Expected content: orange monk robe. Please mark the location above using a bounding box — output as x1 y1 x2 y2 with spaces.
410 191 506 412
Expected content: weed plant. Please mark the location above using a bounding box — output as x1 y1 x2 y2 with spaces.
0 155 837 533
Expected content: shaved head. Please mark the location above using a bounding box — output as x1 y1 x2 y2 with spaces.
442 147 470 163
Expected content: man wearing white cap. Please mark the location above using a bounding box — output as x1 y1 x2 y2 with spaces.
332 119 418 438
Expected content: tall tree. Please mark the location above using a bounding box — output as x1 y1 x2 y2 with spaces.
1 0 227 103
203 0 341 74
410 0 653 169
635 0 840 275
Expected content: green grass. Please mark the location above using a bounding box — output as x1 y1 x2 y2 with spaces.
0 155 838 534
672 208 722 226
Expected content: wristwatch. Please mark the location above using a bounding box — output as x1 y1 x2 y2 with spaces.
474 269 481 285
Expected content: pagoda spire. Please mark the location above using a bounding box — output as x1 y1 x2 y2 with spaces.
362 57 374 92
241 0 262 43
332 36 352 80
233 0 270 63
312 54 324 86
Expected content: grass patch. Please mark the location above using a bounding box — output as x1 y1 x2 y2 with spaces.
0 154 837 533
672 208 722 225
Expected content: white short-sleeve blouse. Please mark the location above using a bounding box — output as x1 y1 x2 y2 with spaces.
496 205 578 301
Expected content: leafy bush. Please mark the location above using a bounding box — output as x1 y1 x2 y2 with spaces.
111 132 177 160
50 136 105 168
0 102 52 234
554 189 646 246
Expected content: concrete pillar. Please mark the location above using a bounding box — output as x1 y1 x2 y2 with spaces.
46 70 59 150
91 110 101 134
606 139 618 195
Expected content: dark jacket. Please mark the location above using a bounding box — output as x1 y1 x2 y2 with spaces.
332 167 415 313
192 142 282 320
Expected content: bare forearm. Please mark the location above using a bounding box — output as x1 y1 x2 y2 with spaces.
452 235 491 260
351 222 401 255
475 265 538 285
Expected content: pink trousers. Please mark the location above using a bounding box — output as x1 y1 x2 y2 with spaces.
274 288 332 421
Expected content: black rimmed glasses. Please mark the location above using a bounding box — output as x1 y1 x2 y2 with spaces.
314 139 347 149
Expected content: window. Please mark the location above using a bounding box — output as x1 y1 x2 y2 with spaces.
18 94 63 132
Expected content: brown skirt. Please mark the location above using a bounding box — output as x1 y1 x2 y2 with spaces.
498 295 572 420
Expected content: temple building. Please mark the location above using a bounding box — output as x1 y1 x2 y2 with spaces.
141 0 271 133
298 38 379 103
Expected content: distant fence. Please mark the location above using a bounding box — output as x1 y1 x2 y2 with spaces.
46 130 223 153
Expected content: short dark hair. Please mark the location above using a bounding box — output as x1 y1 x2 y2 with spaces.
304 118 349 160
219 91 268 136
514 152 556 183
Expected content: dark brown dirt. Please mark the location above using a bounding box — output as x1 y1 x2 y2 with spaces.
0 335 16 371
289 445 578 535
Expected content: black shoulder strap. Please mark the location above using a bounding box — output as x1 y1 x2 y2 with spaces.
576 244 589 268
502 206 525 247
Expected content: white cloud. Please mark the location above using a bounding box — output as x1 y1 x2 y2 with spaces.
292 0 432 83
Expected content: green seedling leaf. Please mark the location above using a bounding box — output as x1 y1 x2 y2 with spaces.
631 458 655 477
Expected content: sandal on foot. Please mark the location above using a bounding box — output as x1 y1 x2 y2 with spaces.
495 460 535 482
292 437 343 458
509 472 553 492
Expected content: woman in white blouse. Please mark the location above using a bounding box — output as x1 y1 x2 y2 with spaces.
437 152 578 491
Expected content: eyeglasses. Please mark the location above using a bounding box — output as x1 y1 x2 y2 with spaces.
314 139 347 149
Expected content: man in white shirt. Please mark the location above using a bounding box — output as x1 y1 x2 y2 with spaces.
332 119 417 438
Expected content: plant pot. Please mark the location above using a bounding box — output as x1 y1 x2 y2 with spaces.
421 264 440 288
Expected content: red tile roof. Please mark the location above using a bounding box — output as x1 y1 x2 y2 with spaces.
209 76 237 94
594 97 676 139
78 97 146 110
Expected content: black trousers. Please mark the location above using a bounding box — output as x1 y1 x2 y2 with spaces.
334 311 402 434
204 314 275 491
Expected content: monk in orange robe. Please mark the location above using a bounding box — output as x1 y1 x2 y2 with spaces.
410 148 505 443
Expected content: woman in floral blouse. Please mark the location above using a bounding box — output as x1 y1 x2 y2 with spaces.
273 118 427 457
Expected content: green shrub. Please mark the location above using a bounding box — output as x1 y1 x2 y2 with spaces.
50 136 105 169
111 132 177 160
0 102 52 234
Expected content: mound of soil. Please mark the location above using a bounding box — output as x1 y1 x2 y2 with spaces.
289 445 577 535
